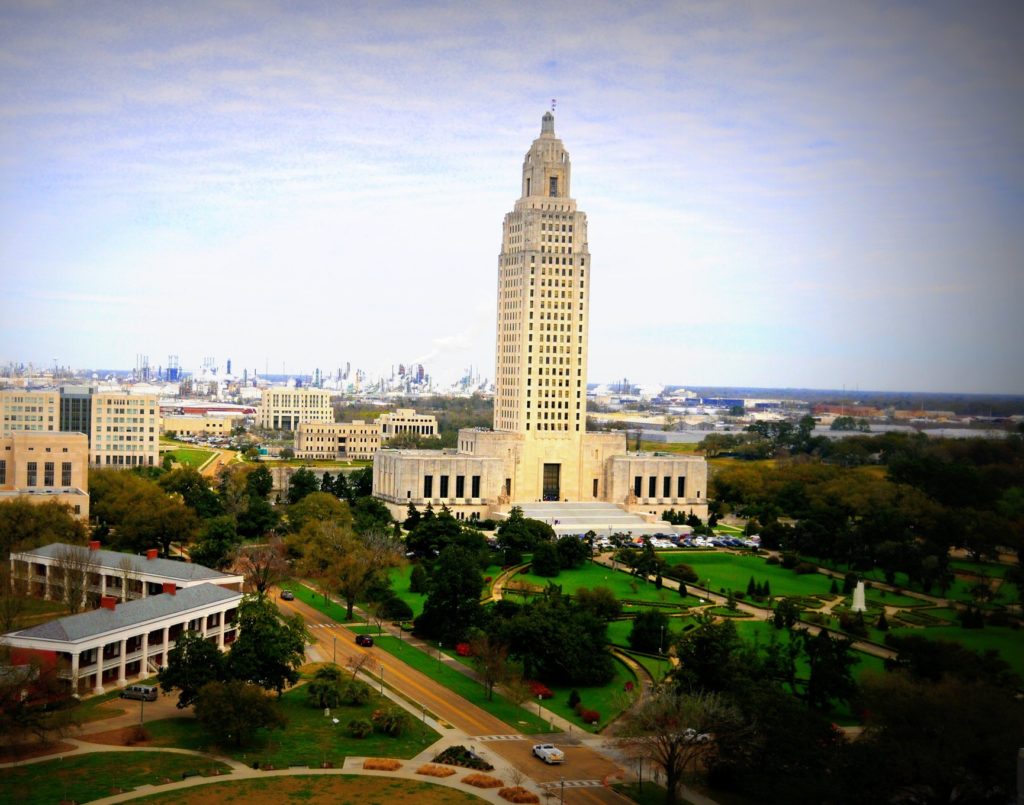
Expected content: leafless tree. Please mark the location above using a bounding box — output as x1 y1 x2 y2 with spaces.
53 545 98 614
233 535 289 596
345 651 379 681
617 686 747 805
117 555 141 602
500 671 533 716
469 632 509 701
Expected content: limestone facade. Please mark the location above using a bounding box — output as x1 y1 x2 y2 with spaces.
257 387 333 430
0 389 60 436
295 420 381 461
377 408 438 440
0 431 90 518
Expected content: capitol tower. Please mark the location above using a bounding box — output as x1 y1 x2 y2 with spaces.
375 113 707 525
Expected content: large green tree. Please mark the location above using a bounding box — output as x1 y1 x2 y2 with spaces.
226 595 308 695
414 546 484 644
158 630 227 708
194 679 287 747
158 467 222 519
0 499 87 557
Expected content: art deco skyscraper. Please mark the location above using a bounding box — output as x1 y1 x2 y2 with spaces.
494 111 590 437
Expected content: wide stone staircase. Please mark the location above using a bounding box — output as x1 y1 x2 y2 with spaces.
494 501 680 538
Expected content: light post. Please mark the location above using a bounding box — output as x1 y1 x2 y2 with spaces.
140 695 145 725
332 636 337 664
380 666 384 694
560 775 565 804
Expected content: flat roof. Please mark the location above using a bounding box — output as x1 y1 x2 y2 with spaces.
15 543 238 583
7 583 240 644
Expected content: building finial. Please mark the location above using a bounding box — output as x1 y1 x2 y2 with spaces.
541 108 555 134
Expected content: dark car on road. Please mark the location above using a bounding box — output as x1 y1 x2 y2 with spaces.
356 634 374 647
280 589 295 601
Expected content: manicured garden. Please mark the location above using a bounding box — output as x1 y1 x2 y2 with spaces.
512 561 695 607
0 751 230 804
888 624 1024 679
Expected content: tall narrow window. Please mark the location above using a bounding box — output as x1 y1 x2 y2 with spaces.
423 475 433 498
549 176 558 196
677 476 686 497
663 476 671 498
26 461 37 486
44 462 54 486
455 475 465 498
471 475 481 498
633 476 642 497
439 475 449 498
593 478 599 498
648 476 657 498
0 460 6 485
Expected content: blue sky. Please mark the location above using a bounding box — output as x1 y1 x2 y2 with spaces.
1 1 1022 393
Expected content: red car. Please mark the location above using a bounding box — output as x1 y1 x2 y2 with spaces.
355 634 374 647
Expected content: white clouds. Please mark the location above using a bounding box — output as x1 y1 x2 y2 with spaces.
0 1 1022 391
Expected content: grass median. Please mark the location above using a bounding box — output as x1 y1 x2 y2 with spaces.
372 634 549 733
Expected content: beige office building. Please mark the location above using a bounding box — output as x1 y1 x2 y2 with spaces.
90 392 160 468
377 409 438 441
374 113 708 525
161 413 242 437
257 387 333 430
0 431 90 518
295 420 381 461
0 389 60 436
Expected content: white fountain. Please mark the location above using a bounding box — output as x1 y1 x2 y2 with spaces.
851 580 867 613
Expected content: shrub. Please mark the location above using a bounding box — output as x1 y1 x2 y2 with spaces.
567 689 581 709
417 764 457 777
463 773 504 788
667 563 699 583
364 758 402 771
780 553 799 569
347 718 373 738
579 708 600 724
528 680 553 699
766 555 780 565
499 787 540 803
794 562 818 575
434 744 494 771
380 596 414 621
456 642 474 657
876 611 889 631
372 706 412 737
340 680 372 706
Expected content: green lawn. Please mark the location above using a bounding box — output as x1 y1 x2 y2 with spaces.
513 562 692 607
0 751 229 804
381 565 428 618
141 684 439 766
541 657 639 732
371 635 549 733
162 447 215 468
280 580 354 622
888 624 1024 679
950 559 1015 578
660 552 836 599
607 616 700 649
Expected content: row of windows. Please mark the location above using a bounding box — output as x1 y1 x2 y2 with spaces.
632 476 691 499
22 461 73 487
422 474 482 499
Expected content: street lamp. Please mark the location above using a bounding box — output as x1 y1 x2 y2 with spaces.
560 775 565 804
332 636 337 664
380 666 384 694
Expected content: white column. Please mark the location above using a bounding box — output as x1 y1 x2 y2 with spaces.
216 608 226 648
100 574 107 597
117 638 127 687
70 651 80 695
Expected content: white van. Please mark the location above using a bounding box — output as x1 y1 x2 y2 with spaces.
121 684 158 701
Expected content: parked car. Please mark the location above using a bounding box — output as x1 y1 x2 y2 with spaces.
532 743 565 764
356 634 374 647
683 728 711 743
280 589 295 601
121 685 158 702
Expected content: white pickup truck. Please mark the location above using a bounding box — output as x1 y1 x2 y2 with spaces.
532 743 565 764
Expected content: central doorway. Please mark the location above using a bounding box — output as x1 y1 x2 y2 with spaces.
543 463 561 501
